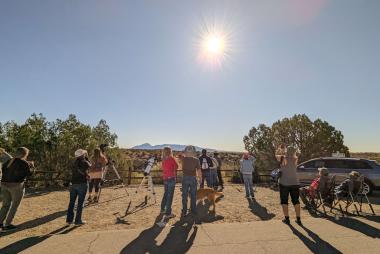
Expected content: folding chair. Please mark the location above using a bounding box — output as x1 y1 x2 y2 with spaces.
332 177 360 216
316 175 336 214
354 176 375 215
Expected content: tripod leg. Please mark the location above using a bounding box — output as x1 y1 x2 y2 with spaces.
112 165 122 180
136 176 146 193
148 176 156 203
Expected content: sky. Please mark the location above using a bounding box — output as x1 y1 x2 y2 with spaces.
0 0 379 152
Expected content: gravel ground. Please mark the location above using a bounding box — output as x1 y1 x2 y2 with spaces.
1 184 379 248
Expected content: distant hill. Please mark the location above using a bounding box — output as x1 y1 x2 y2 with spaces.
131 143 216 152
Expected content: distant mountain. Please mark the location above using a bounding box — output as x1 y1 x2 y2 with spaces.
131 143 216 152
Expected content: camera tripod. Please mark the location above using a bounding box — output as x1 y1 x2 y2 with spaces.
96 162 129 202
135 173 156 204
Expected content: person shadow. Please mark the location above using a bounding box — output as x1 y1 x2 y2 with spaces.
195 200 224 224
247 198 275 221
326 215 380 238
0 210 67 238
0 224 79 254
119 215 166 254
154 216 198 254
288 224 343 254
304 205 380 238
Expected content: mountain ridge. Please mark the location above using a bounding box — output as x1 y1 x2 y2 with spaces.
131 143 217 152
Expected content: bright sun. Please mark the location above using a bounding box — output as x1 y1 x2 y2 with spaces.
197 25 230 69
205 35 225 55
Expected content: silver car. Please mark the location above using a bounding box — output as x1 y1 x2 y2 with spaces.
297 157 380 194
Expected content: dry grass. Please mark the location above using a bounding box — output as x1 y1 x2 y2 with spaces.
1 184 379 248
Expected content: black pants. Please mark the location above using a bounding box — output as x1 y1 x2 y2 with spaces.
217 169 224 187
279 184 300 205
89 179 101 193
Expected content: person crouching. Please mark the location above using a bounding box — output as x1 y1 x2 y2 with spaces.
66 149 91 225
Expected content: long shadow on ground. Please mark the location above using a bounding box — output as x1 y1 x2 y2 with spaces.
154 217 198 254
1 225 79 254
195 200 224 224
247 198 275 220
304 207 380 238
120 215 197 254
288 224 343 254
119 215 166 254
0 210 67 238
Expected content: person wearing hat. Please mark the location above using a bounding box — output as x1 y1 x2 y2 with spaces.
180 145 201 217
213 151 224 191
0 147 34 230
66 149 91 225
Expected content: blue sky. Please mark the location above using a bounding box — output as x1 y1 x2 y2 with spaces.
1 0 379 152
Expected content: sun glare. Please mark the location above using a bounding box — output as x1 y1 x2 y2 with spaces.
205 35 225 54
197 23 231 69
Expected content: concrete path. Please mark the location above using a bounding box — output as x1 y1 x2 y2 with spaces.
1 217 379 254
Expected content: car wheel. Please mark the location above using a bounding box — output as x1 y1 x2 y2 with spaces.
363 180 374 196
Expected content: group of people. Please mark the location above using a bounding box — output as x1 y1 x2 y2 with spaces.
160 146 224 219
0 144 365 231
0 144 307 230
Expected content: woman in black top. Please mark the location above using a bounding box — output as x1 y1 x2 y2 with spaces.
66 149 91 225
0 147 34 230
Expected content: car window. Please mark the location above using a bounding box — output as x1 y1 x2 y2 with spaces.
315 160 325 168
352 161 372 169
302 161 316 168
324 160 346 169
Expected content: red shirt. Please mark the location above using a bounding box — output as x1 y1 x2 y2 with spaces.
162 156 178 180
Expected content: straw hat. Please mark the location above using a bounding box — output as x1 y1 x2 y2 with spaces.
184 145 196 156
74 149 87 158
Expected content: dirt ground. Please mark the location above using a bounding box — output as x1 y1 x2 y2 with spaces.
1 184 379 248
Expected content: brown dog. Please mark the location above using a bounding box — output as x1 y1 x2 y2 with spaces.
197 188 224 213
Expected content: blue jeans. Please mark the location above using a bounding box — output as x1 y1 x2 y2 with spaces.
243 174 254 197
66 183 88 224
182 175 197 214
210 170 218 189
161 178 176 215
200 170 213 189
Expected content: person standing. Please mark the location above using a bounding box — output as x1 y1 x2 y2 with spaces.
88 148 108 202
160 147 178 219
240 152 255 198
277 146 302 225
210 155 219 190
66 149 91 225
181 145 201 217
0 147 34 230
198 149 213 188
214 152 224 191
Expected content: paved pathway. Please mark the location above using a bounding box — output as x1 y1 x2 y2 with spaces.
1 217 379 254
